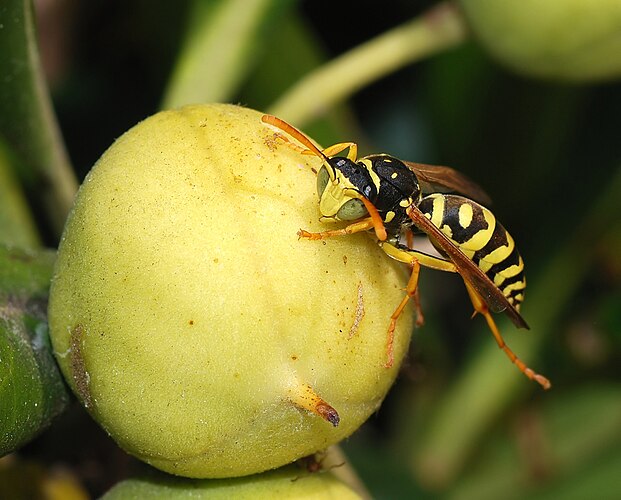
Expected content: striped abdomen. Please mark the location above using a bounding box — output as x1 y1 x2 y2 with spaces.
417 194 526 309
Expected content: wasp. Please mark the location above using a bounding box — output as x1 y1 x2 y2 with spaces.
262 114 550 390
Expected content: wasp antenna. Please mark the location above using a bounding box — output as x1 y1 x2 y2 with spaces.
261 114 328 161
360 197 387 241
288 382 340 426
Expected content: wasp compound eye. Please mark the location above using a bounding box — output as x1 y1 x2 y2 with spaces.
316 166 330 199
337 198 367 221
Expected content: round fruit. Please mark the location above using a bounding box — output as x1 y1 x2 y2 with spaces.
48 104 413 478
460 0 621 82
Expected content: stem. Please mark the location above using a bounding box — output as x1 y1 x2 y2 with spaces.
0 138 40 247
0 0 78 237
161 0 276 109
325 446 373 500
267 2 468 126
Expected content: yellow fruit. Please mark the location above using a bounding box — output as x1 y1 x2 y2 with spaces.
460 0 621 82
48 104 413 478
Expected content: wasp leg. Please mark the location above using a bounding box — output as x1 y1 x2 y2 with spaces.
321 142 358 162
403 230 424 326
299 217 376 240
273 136 358 163
300 197 388 242
384 258 421 368
463 282 551 390
288 382 340 427
380 242 457 367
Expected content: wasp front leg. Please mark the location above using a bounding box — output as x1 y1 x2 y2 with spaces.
298 217 377 240
300 197 388 241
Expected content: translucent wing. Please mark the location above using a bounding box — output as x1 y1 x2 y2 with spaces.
403 161 492 206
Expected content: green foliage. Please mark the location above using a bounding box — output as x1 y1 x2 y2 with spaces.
0 0 77 236
0 245 69 456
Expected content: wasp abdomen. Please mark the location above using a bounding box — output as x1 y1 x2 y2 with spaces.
418 194 526 308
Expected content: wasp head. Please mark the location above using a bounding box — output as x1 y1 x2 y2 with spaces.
316 157 378 222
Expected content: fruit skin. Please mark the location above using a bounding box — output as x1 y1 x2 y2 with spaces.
101 464 362 499
48 104 413 478
459 0 621 82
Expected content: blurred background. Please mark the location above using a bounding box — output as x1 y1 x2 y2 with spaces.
1 0 620 498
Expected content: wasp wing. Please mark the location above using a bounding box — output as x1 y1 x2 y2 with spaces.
403 161 492 206
406 204 529 329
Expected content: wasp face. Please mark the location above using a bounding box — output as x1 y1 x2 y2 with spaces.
316 157 377 222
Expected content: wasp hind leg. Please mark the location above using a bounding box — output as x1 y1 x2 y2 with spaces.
463 282 551 390
379 242 455 368
384 258 423 368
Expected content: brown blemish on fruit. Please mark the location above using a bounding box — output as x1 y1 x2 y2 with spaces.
348 282 365 339
189 320 195 326
316 402 340 427
70 324 93 409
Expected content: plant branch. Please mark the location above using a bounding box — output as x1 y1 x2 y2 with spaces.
267 2 468 126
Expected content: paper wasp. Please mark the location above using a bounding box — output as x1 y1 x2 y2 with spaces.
262 114 550 390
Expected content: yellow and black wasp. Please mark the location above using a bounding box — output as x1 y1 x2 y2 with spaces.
262 114 551 390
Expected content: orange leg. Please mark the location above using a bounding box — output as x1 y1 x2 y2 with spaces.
322 142 358 161
464 282 551 390
403 229 424 326
299 197 387 242
298 199 386 242
385 258 422 368
298 217 376 240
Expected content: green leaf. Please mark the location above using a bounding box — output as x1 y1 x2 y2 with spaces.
448 384 621 500
411 164 621 487
0 245 69 456
0 0 77 237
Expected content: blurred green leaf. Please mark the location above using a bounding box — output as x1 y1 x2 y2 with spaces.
268 2 467 127
410 164 621 488
448 384 621 500
0 135 40 247
161 0 289 109
0 245 69 456
0 0 77 237
239 7 360 149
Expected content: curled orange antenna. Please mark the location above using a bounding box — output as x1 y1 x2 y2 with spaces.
261 114 327 161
